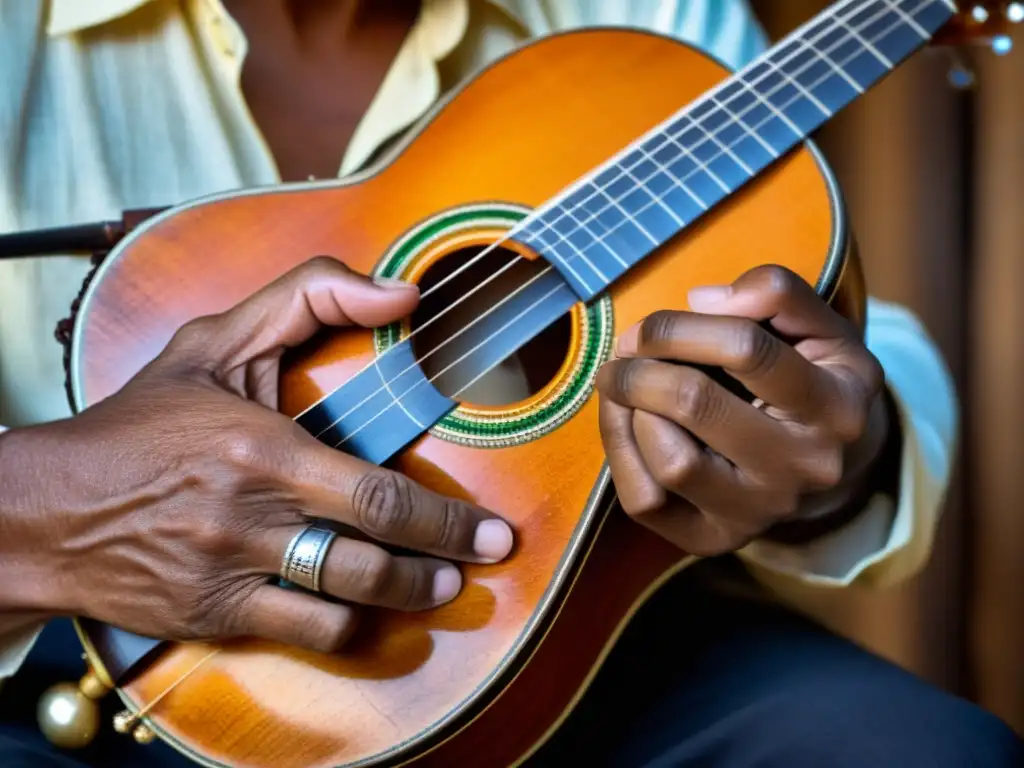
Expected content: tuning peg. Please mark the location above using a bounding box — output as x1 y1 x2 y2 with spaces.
945 49 977 88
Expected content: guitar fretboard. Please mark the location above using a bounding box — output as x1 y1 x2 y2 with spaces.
515 0 955 302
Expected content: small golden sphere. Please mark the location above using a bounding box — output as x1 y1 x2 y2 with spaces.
133 723 156 744
79 669 109 700
37 683 101 749
112 710 136 734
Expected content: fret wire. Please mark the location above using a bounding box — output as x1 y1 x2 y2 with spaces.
729 74 806 143
637 144 709 210
619 162 686 226
528 225 599 291
794 34 865 94
882 0 930 37
761 54 833 117
554 224 611 282
834 3 894 65
561 204 631 267
525 0 918 259
710 93 780 158
544 202 630 269
593 186 659 245
676 110 755 176
536 206 631 279
663 125 732 194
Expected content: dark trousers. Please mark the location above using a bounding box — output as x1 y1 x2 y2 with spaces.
2 560 1021 767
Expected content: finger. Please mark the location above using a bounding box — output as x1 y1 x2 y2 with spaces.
684 265 883 433
291 451 515 565
631 410 769 534
235 583 358 653
599 401 757 556
178 256 420 365
597 358 794 473
598 396 675 514
686 264 853 341
255 527 463 611
616 309 835 417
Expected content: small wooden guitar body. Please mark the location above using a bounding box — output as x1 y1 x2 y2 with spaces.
70 28 859 768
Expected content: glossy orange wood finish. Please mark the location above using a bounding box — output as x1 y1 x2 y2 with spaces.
72 30 848 768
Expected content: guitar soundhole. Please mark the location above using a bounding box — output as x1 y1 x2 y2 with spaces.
409 244 571 406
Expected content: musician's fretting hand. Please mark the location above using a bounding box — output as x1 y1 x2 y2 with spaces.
596 264 892 555
0 257 513 653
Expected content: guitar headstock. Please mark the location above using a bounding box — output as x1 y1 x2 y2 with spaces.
933 2 1022 53
931 3 1022 87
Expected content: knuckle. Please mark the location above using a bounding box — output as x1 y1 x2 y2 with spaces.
431 501 462 553
599 410 634 454
768 491 802 521
862 356 885 399
218 432 261 468
651 444 703 491
347 548 395 603
299 254 345 277
760 265 800 301
687 521 749 558
640 309 680 348
619 484 667 521
835 400 870 443
302 609 356 653
809 446 845 489
674 371 718 427
352 471 414 538
166 316 218 361
190 516 235 555
728 322 778 376
611 360 639 400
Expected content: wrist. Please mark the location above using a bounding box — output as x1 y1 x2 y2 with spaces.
0 423 84 618
764 384 901 545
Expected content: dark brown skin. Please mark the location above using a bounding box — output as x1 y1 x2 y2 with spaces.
0 0 890 646
0 260 513 651
222 0 420 181
597 267 889 556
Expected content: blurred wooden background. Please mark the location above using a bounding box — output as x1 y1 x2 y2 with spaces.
750 0 1023 735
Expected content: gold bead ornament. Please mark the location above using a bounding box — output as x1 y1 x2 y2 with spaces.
36 669 108 750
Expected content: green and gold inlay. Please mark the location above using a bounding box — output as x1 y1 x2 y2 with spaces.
373 203 613 448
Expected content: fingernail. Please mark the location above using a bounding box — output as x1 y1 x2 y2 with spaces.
432 566 462 604
372 276 417 290
473 519 514 562
688 285 733 312
616 322 640 356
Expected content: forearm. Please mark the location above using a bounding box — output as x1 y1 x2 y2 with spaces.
0 424 76 625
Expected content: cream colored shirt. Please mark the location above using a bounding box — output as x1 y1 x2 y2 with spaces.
0 0 958 680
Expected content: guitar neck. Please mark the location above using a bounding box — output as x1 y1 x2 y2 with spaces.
514 0 956 302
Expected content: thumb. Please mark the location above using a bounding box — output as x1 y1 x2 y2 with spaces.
207 256 419 364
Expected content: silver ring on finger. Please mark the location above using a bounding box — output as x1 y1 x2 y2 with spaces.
280 525 337 593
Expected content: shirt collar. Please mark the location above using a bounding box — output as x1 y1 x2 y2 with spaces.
46 0 529 175
46 0 526 37
47 0 154 36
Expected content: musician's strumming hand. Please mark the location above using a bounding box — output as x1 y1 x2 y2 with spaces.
596 264 892 555
0 257 513 653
